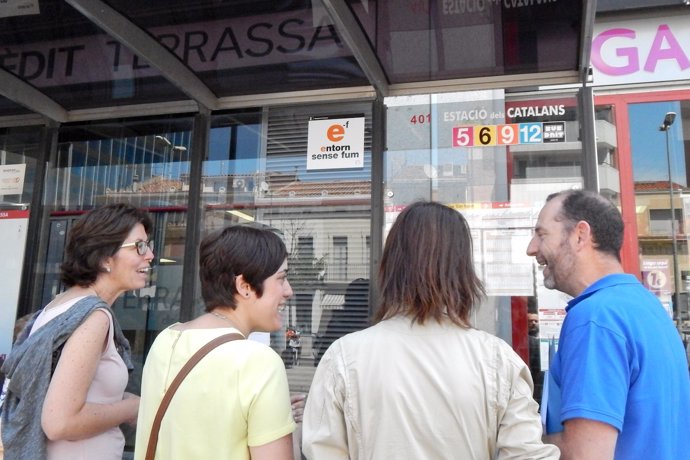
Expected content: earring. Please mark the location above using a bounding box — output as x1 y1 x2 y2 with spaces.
106 266 111 273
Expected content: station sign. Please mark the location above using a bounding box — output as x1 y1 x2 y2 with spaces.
452 121 565 147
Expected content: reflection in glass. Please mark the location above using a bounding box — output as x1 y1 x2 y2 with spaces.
0 126 40 209
349 0 583 84
0 126 40 362
42 117 195 439
0 1 188 111
203 106 373 411
630 100 688 318
313 277 369 367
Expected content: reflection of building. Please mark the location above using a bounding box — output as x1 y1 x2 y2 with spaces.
254 178 371 334
509 106 620 204
386 163 469 204
104 170 371 272
635 181 688 295
115 171 372 336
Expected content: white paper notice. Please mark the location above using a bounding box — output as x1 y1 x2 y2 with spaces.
482 228 534 296
0 0 40 19
0 163 26 195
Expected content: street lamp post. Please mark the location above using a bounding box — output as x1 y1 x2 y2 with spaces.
659 112 679 317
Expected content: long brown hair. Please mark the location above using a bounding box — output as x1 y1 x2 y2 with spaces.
375 201 484 327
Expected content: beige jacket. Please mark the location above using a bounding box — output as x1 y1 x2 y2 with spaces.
303 316 559 460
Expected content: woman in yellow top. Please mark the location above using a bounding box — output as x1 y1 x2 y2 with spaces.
135 224 296 460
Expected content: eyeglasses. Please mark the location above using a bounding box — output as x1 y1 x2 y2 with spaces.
120 240 154 256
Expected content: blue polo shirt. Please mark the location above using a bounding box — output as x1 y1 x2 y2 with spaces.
550 274 690 459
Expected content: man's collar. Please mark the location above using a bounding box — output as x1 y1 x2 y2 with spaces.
566 273 638 311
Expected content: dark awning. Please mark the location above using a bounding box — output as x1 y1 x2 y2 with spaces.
0 0 594 123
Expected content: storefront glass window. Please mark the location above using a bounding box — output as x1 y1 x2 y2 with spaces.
44 115 194 406
384 90 583 404
0 126 40 358
202 104 373 403
33 105 372 456
629 100 690 321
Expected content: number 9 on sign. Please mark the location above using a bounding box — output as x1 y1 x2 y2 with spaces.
497 124 519 145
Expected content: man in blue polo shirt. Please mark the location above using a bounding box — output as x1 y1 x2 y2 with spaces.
527 189 690 459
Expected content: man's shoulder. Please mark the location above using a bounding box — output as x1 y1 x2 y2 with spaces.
566 275 667 335
580 274 651 304
592 273 641 291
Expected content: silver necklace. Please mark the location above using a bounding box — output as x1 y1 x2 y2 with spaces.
209 310 236 327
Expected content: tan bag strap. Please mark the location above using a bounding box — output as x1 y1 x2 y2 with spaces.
144 332 244 460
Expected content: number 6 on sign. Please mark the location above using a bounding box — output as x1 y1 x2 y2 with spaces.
452 126 474 147
475 125 497 146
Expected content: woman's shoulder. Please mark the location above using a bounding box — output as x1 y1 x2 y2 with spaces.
466 327 503 343
146 329 283 369
469 328 520 352
197 332 282 362
230 337 282 360
437 327 527 373
151 327 263 348
212 338 286 376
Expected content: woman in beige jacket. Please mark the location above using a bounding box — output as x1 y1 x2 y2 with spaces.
302 201 559 460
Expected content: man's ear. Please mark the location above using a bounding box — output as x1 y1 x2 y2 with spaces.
573 220 592 248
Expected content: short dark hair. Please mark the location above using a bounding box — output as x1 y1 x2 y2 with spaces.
60 203 153 287
199 225 288 311
547 190 624 261
375 201 485 327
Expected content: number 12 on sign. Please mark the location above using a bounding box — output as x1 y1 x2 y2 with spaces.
453 123 544 147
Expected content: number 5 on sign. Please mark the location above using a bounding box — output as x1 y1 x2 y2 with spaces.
452 126 474 147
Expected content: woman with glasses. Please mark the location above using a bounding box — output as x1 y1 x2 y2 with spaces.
1 203 154 459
